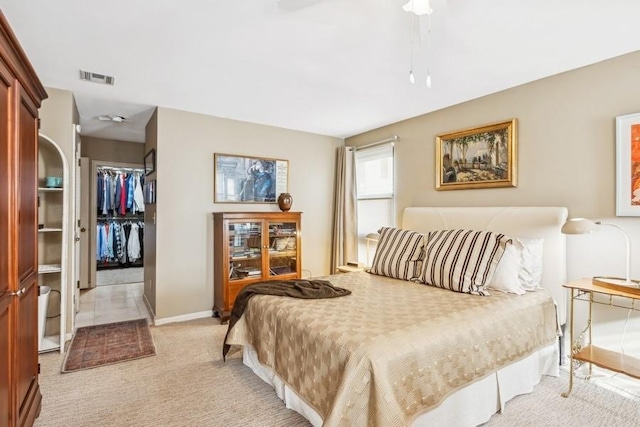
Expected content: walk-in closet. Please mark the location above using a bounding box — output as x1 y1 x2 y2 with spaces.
75 152 151 328
94 165 145 284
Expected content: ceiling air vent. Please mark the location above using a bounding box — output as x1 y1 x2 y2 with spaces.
79 70 115 85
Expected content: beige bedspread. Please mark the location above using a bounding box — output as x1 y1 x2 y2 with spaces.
226 271 558 426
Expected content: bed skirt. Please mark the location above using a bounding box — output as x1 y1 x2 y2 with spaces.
242 342 559 427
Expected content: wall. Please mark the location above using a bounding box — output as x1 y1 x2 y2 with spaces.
82 136 144 164
40 88 75 157
347 51 640 363
144 110 158 316
154 107 342 321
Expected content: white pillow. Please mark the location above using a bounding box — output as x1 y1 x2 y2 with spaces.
487 243 527 295
518 238 544 290
488 237 544 294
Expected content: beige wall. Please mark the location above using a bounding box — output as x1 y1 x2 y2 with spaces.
347 51 640 354
347 51 640 279
154 107 342 320
144 110 158 315
82 136 144 164
40 87 75 169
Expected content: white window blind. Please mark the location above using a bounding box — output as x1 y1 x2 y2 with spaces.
355 142 394 265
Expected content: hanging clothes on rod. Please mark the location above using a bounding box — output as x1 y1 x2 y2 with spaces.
96 219 145 269
96 167 146 217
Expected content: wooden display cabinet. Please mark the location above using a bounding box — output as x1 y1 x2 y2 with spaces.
212 211 302 321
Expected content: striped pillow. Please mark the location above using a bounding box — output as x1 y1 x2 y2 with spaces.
417 229 512 296
368 227 426 281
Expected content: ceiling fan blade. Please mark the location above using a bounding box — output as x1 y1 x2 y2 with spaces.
97 114 128 123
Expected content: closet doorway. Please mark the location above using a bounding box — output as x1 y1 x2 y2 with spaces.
75 160 150 328
91 160 145 288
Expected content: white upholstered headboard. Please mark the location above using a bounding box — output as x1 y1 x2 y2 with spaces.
402 206 568 324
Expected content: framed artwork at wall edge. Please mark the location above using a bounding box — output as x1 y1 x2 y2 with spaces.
214 153 289 203
144 148 156 176
435 119 517 190
144 179 156 204
615 112 640 216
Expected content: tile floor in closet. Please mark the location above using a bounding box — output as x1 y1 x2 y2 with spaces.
76 267 151 328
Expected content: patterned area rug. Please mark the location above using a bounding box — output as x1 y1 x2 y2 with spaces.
62 318 156 373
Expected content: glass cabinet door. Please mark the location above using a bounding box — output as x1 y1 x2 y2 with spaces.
267 220 298 277
228 221 263 281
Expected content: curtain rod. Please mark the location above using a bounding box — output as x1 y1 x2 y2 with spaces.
354 135 399 151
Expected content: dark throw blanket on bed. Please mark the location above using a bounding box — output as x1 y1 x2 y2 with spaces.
222 279 351 361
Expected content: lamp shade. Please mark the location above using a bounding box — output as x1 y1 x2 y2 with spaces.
402 0 433 15
561 218 599 235
562 218 632 284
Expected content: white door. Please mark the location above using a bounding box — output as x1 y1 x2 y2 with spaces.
77 157 90 290
72 127 90 331
71 128 80 331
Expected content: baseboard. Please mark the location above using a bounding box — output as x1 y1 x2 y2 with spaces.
142 294 155 324
154 310 212 326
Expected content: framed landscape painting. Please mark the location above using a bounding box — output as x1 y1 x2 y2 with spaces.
435 119 517 190
616 112 640 216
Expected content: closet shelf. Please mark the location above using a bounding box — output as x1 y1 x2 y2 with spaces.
38 264 61 274
37 187 63 192
97 216 144 221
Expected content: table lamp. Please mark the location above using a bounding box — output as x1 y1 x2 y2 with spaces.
561 217 635 287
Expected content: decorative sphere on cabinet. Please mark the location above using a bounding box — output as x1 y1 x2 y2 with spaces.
277 193 293 211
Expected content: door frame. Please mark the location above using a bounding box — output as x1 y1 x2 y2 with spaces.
89 160 145 289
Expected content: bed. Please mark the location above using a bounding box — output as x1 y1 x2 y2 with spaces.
225 206 568 426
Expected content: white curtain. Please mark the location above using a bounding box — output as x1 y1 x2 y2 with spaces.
331 146 358 273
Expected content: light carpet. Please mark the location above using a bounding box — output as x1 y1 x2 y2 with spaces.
35 317 640 427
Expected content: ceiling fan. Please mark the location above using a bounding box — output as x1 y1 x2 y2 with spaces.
97 114 130 123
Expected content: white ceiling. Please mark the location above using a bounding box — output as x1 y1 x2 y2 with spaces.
1 0 639 143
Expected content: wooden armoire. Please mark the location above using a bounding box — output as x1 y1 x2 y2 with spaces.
0 11 48 427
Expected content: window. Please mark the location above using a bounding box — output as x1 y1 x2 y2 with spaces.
355 142 394 265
